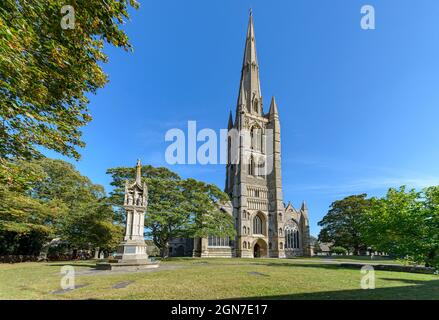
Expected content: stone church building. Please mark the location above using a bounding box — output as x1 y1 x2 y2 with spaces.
170 13 311 258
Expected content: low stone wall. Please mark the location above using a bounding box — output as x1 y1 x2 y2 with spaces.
0 255 39 263
340 263 436 275
201 247 233 258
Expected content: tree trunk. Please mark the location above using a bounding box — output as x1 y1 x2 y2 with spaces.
161 242 170 258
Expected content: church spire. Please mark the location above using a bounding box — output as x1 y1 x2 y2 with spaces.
237 10 262 114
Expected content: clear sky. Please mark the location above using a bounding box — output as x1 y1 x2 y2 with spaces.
45 0 439 236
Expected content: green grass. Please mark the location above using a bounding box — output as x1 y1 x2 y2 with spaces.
308 256 406 265
0 258 438 300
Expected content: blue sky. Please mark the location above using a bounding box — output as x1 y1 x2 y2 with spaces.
46 0 439 236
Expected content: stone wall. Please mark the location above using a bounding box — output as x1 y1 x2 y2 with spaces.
201 247 233 258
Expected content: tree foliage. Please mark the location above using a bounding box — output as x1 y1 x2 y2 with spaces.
330 246 348 255
363 186 439 268
318 194 371 254
0 0 138 165
0 158 122 255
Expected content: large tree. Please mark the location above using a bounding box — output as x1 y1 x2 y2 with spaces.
318 194 371 255
0 0 138 181
363 186 439 268
107 165 235 257
0 158 122 255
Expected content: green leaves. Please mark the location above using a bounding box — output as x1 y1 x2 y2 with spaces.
318 194 371 254
0 158 122 255
0 0 138 162
363 186 439 268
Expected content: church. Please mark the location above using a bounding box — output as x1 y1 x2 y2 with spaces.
170 12 311 258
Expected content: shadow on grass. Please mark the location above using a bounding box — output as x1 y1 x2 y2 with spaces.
254 262 343 271
233 279 439 300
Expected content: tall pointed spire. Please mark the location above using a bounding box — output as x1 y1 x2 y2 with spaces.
236 10 262 115
135 159 142 185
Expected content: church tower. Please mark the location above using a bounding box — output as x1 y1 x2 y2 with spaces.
226 12 286 258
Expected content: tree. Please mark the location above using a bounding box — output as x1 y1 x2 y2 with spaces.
145 177 192 257
330 246 348 255
0 0 138 166
318 194 371 255
363 186 439 268
60 200 123 254
107 165 235 257
422 186 439 268
0 158 122 255
0 184 65 255
181 179 235 240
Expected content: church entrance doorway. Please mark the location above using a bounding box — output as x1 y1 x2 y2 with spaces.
253 239 268 258
176 245 185 257
254 244 261 258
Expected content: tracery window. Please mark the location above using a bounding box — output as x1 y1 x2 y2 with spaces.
250 126 262 151
208 236 230 247
285 225 300 249
253 215 263 235
248 156 255 176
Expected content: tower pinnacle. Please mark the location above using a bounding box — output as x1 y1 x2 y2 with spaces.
136 159 142 185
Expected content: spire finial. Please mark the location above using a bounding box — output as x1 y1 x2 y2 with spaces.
249 8 252 16
135 159 142 184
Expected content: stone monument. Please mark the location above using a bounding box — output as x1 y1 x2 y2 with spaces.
97 160 159 270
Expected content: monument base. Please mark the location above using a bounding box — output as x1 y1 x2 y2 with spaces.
96 260 160 271
96 239 160 271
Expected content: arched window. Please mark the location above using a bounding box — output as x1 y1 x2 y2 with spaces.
248 156 255 176
253 215 263 235
285 225 300 249
280 242 284 250
243 241 247 249
251 127 262 151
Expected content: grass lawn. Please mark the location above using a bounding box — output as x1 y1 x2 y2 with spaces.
0 258 438 300
309 256 406 265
